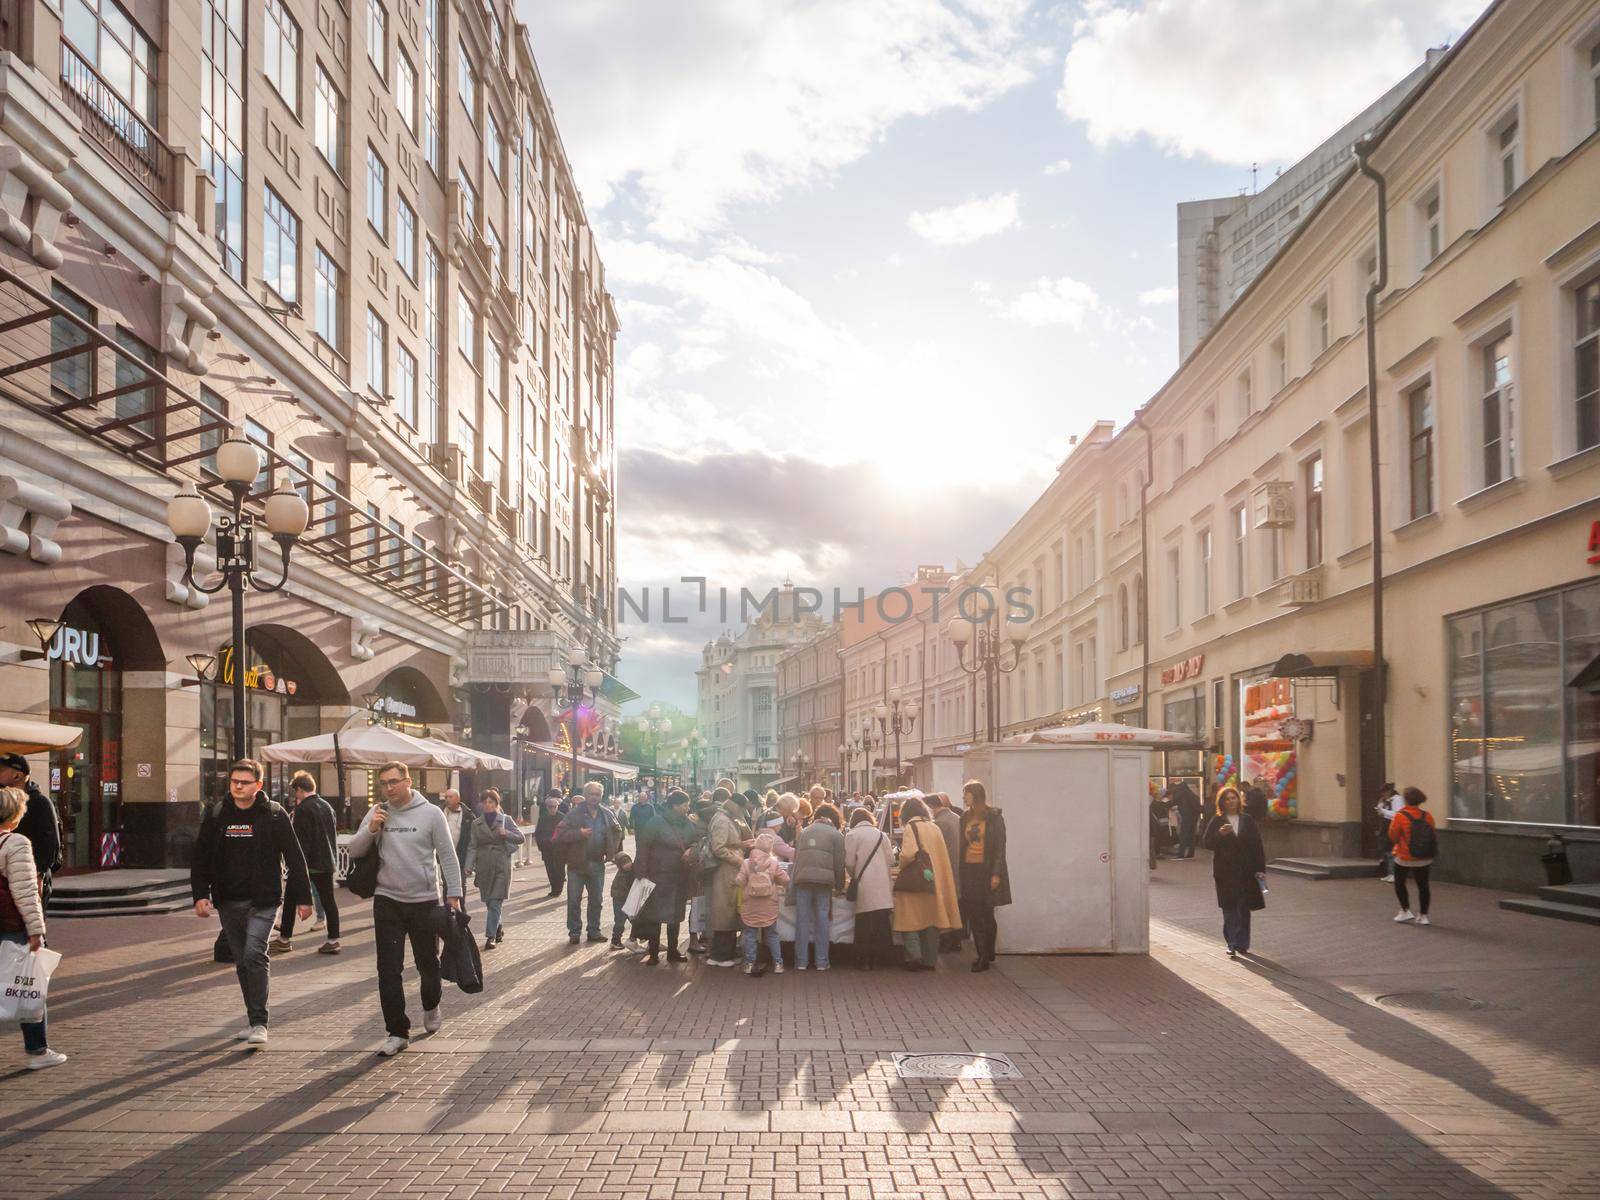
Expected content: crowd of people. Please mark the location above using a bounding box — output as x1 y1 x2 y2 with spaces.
0 746 1443 1065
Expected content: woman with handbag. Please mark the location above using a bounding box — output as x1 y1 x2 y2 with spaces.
1200 785 1267 958
844 809 893 970
472 789 525 951
957 780 1011 973
636 789 697 965
891 796 961 971
0 786 65 1069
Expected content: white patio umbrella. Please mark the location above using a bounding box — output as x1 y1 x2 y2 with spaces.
259 723 444 767
413 735 512 772
1004 722 1204 749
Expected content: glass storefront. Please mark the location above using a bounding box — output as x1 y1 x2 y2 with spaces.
1448 578 1599 827
47 611 122 871
201 641 322 805
1158 690 1203 799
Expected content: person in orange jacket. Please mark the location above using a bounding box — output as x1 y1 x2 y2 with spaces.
1387 786 1438 926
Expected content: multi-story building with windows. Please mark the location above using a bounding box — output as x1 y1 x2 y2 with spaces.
774 624 841 793
0 0 625 870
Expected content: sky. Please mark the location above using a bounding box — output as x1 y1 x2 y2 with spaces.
519 0 1487 713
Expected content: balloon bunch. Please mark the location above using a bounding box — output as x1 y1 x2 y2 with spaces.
1212 754 1238 791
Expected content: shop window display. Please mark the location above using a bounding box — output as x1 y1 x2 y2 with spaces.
1240 677 1296 818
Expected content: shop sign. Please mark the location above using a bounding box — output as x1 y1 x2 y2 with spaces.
1161 655 1205 685
1109 684 1141 705
218 646 299 695
47 625 109 668
374 695 418 718
1589 519 1600 566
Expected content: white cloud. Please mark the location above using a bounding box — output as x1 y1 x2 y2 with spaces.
999 276 1102 329
1042 157 1073 175
907 191 1022 245
526 0 1046 239
1139 286 1178 305
1057 0 1481 164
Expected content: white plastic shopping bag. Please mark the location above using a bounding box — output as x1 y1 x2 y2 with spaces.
621 877 656 920
0 941 61 1024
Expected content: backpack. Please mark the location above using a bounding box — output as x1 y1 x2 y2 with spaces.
744 864 775 899
1404 810 1438 860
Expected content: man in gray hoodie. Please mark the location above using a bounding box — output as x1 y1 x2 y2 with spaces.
345 760 463 1057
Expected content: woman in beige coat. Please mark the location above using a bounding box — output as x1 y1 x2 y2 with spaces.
891 796 961 971
705 790 750 966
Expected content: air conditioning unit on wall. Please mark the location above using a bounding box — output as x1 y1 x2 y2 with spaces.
1252 480 1295 528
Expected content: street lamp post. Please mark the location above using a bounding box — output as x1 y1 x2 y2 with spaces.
950 592 1029 743
686 729 705 792
636 704 670 796
855 719 881 795
167 430 309 764
547 644 604 798
873 687 919 791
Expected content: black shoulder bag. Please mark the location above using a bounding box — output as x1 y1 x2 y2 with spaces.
344 824 381 898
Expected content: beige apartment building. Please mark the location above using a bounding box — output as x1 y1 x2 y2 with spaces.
774 623 841 792
0 0 625 871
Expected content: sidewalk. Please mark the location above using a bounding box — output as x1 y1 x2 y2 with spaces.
0 859 1595 1198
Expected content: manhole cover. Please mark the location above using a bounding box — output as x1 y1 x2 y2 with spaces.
1374 988 1490 1013
893 1052 1021 1079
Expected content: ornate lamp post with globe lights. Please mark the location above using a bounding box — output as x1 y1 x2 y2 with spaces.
685 729 705 792
548 645 605 798
873 687 918 792
949 590 1030 743
791 748 809 790
636 704 671 795
166 429 309 763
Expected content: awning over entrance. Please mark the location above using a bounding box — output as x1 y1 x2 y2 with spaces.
522 741 640 779
1269 651 1376 679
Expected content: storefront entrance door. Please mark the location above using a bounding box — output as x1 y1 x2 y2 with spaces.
51 713 116 872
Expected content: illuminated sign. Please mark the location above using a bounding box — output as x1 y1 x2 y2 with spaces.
47 626 109 668
1161 655 1204 685
218 646 298 695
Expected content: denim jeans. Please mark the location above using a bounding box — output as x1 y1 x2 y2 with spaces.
793 885 832 969
483 898 505 941
218 901 276 1027
566 861 605 937
611 896 628 941
901 926 940 968
742 923 782 966
1222 903 1252 952
1 932 47 1053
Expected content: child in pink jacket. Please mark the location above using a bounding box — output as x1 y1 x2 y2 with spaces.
735 832 789 977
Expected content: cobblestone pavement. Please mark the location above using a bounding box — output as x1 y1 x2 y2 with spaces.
2 857 1596 1198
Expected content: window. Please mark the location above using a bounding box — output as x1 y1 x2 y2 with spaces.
1117 584 1130 651
1491 109 1520 204
201 0 245 282
1196 528 1212 615
457 289 477 361
365 308 387 397
395 49 417 135
314 67 344 173
1230 503 1248 599
486 113 503 179
395 341 417 429
1407 380 1435 521
395 194 417 279
1166 546 1181 631
457 166 478 228
458 413 478 474
1304 453 1324 569
1480 334 1516 486
62 0 157 124
314 247 341 348
49 284 95 401
1202 402 1217 453
199 385 226 475
1576 277 1600 453
366 145 387 237
1237 368 1252 422
457 41 477 120
485 221 503 278
1419 184 1442 265
1271 334 1287 391
264 0 300 111
367 0 387 75
262 187 299 304
422 0 441 171
1591 41 1600 131
484 336 505 490
1311 296 1330 355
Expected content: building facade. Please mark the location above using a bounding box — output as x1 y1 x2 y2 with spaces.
774 624 841 792
0 0 623 869
1176 51 1442 360
695 584 826 791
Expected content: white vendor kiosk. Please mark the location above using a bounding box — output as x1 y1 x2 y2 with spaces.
961 723 1202 955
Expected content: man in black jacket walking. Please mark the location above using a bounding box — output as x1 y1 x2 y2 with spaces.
191 759 313 1047
0 753 61 900
272 771 341 955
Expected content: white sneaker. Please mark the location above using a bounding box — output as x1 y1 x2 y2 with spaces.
1394 910 1416 923
309 917 326 931
378 1035 410 1057
707 958 739 968
1381 875 1395 883
772 963 785 975
423 1007 442 1034
245 1025 268 1046
793 963 808 971
26 1049 67 1070
1416 915 1431 926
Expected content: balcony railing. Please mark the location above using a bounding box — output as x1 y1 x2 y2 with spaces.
59 40 178 210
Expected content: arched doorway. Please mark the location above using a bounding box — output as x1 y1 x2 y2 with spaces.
368 664 451 731
47 586 164 871
200 623 350 804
